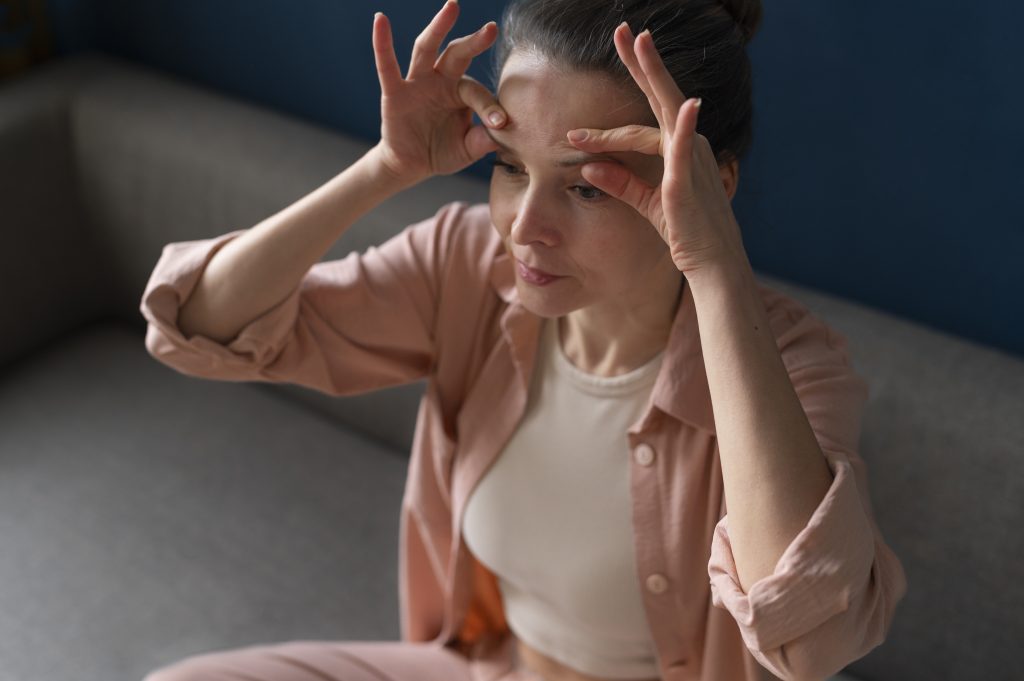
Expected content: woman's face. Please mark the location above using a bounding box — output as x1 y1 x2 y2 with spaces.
488 50 678 319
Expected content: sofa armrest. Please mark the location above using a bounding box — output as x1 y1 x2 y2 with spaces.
0 56 117 370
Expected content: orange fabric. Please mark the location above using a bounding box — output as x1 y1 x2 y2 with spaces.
455 553 510 653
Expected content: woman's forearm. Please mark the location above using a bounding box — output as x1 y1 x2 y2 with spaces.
686 255 834 592
177 144 415 344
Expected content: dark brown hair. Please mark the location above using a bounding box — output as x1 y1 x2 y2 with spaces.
492 0 764 167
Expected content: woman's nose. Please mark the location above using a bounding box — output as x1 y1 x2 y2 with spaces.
510 190 560 247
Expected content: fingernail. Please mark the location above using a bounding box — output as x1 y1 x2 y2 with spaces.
567 130 588 143
693 98 702 109
488 111 505 126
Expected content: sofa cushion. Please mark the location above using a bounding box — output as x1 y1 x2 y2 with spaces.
0 320 408 681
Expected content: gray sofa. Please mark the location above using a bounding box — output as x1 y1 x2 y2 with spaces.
1 52 1021 681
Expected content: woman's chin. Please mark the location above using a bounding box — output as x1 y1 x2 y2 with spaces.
516 283 578 319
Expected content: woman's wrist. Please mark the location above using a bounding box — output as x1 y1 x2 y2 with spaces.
364 142 428 195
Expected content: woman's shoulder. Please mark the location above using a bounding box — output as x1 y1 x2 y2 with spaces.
752 276 857 368
425 201 511 358
432 200 500 251
425 199 505 278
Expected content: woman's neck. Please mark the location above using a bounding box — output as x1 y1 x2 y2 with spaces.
558 274 683 377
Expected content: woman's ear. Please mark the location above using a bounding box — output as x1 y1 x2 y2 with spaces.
719 159 739 201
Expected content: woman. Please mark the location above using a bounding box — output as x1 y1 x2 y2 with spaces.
140 1 906 681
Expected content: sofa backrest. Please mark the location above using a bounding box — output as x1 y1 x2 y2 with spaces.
8 52 490 451
3 52 1023 681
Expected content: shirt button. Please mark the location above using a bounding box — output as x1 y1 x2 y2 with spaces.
645 573 669 594
634 443 656 466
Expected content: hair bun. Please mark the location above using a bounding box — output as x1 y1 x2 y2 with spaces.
718 0 763 45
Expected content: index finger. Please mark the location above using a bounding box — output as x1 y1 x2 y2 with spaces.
567 124 661 155
458 75 508 128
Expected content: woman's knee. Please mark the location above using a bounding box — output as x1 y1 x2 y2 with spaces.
139 645 271 681
140 660 203 681
138 639 471 681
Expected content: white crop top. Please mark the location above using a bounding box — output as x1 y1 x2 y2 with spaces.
462 316 664 679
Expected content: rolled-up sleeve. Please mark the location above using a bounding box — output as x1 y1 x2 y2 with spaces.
707 295 908 681
139 201 469 396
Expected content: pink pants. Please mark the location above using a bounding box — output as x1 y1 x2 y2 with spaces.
143 633 546 681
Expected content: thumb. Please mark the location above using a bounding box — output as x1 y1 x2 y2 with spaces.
464 123 499 161
581 161 658 215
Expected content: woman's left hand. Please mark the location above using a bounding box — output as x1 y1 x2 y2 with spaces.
566 22 746 278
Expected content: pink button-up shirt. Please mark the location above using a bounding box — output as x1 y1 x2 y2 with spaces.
140 201 907 681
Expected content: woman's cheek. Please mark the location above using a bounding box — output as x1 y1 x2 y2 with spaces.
488 183 517 239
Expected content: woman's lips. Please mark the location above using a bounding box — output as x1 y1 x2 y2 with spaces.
516 259 563 286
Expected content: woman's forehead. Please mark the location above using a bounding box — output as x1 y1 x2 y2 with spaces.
498 51 647 108
496 52 653 145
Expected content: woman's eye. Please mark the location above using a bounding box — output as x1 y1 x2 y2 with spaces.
491 159 605 202
491 159 522 176
573 185 606 201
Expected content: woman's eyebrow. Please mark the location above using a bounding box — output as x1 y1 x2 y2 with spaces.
485 129 623 167
554 152 622 168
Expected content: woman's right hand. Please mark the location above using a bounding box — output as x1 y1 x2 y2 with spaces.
371 0 507 187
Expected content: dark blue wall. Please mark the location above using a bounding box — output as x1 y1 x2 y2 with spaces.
41 0 1024 359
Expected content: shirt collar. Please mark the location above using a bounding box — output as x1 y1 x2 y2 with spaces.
488 250 716 435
